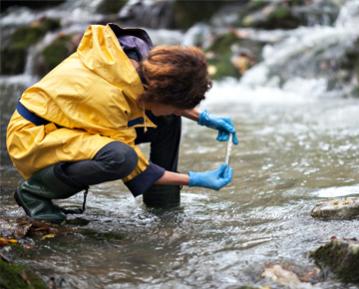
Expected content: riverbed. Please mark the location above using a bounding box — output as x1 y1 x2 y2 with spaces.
1 79 358 289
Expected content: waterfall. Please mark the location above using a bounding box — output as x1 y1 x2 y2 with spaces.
240 0 359 98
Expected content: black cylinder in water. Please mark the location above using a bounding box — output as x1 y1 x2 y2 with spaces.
143 185 181 208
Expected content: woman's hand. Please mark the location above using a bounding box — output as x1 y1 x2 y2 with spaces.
188 164 233 190
198 110 239 144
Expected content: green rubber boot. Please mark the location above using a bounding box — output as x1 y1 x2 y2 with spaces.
14 165 83 224
143 185 181 209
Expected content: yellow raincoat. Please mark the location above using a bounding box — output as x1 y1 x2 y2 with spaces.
6 24 156 181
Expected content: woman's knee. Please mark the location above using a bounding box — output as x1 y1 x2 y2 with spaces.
95 142 138 177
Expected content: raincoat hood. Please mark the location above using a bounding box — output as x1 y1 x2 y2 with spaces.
77 24 143 100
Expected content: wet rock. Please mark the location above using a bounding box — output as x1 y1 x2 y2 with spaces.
172 1 226 30
206 30 264 80
206 32 238 79
0 216 74 242
310 237 359 283
262 264 318 289
240 2 303 30
340 37 359 98
97 0 127 14
231 53 255 76
35 33 80 77
119 0 173 29
311 197 359 220
0 80 26 165
1 0 64 11
292 0 340 26
0 258 47 289
0 18 60 75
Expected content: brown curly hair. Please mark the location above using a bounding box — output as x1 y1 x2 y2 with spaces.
139 46 212 109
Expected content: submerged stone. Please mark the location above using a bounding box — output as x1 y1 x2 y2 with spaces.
311 197 359 220
262 264 318 289
310 237 359 283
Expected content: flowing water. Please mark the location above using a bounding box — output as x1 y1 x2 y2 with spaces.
1 1 359 288
1 78 359 289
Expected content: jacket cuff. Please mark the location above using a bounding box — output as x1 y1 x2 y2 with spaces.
124 162 165 197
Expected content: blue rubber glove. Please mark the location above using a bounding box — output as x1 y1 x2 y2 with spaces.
188 164 233 190
198 110 239 144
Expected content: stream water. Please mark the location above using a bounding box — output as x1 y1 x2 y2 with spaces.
1 1 359 288
1 78 359 289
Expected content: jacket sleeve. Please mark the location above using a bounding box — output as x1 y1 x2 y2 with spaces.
123 143 165 197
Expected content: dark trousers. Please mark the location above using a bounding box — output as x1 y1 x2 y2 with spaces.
55 114 181 193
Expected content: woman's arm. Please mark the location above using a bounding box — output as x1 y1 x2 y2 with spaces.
179 108 200 122
154 164 233 190
155 170 189 186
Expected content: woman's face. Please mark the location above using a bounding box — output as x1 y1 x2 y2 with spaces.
146 102 183 116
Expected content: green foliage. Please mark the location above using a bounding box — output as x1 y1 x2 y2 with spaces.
0 259 47 289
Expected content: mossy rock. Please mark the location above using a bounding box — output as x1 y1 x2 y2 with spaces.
237 0 269 19
352 86 359 98
310 238 359 283
206 32 264 80
38 34 75 76
0 18 61 74
1 0 64 11
97 0 127 14
240 3 302 30
206 32 238 80
172 0 226 30
0 259 47 289
339 38 359 98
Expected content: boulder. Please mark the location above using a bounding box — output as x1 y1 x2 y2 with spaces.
172 0 226 30
310 237 359 283
340 38 359 98
97 0 127 14
311 197 359 220
0 18 60 75
206 31 264 80
0 81 26 165
262 264 317 289
239 2 303 30
35 32 81 77
1 0 64 11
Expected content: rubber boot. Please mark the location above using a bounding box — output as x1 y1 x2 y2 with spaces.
143 185 181 209
14 165 84 224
